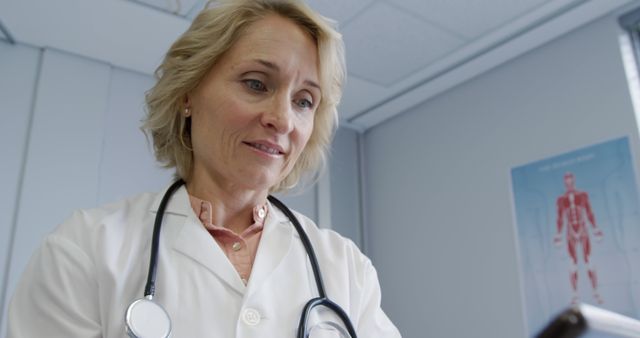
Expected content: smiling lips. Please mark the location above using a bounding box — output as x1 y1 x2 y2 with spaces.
244 141 285 156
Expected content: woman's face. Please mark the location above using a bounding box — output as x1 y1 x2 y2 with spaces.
187 14 320 194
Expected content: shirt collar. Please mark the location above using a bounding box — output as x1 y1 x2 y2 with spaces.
149 181 289 231
187 194 269 229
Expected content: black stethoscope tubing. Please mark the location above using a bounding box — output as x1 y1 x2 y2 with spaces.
141 179 357 338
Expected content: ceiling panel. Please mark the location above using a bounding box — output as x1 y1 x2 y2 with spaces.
186 1 207 19
339 76 388 120
185 0 375 25
305 0 374 26
342 1 464 86
386 0 556 39
129 0 201 16
0 0 189 75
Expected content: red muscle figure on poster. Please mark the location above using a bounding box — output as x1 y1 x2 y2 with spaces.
554 172 604 304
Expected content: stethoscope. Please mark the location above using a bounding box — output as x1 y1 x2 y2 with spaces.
125 179 357 338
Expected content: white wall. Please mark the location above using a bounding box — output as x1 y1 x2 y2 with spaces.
363 9 640 338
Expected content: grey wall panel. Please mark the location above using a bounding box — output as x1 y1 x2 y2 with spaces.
329 127 362 246
0 42 39 333
97 68 172 204
2 48 110 333
363 12 639 338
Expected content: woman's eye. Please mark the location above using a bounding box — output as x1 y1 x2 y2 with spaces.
244 79 267 92
295 98 314 110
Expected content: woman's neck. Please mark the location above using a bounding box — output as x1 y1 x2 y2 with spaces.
186 173 268 234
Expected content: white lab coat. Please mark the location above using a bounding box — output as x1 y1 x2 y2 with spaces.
8 184 401 337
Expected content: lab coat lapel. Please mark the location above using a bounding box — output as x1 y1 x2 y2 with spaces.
150 184 245 295
246 201 293 297
149 183 192 217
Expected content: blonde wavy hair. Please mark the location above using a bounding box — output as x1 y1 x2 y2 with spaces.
142 0 346 193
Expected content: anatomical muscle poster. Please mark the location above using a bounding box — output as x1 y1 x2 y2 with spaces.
510 137 640 337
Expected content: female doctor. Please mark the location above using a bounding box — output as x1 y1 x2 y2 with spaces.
7 0 400 337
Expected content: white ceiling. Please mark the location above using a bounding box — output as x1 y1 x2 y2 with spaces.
0 0 635 130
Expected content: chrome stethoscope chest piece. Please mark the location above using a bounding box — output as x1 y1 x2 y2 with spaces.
125 297 171 338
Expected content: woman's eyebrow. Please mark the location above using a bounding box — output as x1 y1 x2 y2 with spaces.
254 58 278 71
253 58 321 91
304 80 321 92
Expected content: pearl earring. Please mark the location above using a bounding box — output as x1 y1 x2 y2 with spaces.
184 107 191 117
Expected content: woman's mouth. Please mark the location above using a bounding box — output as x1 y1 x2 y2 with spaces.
244 142 284 155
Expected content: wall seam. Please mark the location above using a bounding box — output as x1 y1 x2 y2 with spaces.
96 66 115 204
0 46 44 329
357 130 368 254
316 167 332 228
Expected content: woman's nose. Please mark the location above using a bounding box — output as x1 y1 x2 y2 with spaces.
262 94 294 134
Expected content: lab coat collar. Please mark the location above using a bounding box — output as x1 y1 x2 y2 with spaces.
149 181 192 216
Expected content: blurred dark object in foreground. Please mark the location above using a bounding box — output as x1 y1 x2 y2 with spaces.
536 304 640 338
